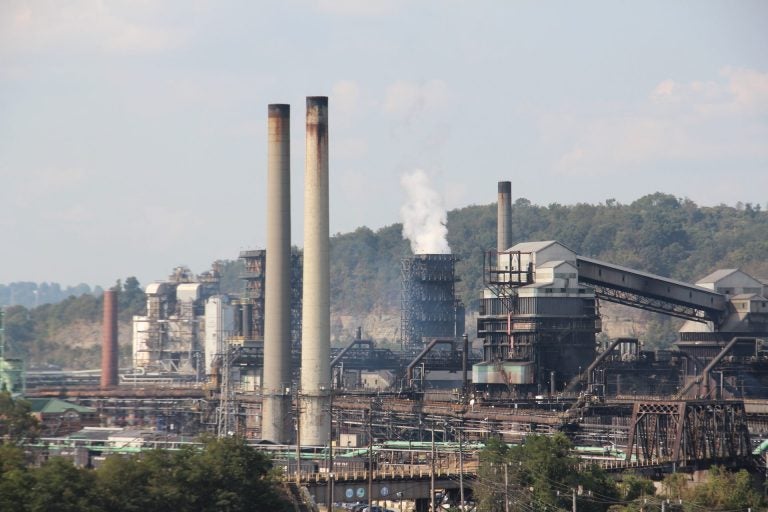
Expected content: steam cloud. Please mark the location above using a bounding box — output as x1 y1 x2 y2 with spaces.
400 169 451 254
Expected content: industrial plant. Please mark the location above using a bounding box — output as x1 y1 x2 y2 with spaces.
7 97 768 511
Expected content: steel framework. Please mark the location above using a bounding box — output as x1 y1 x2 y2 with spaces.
482 250 534 314
400 255 463 349
625 400 751 464
585 284 715 324
239 249 302 344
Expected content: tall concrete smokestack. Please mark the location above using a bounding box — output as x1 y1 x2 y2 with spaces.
497 181 512 252
262 104 293 443
300 96 330 446
100 290 118 389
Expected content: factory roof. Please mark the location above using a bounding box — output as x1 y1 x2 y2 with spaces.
577 255 720 294
731 293 767 301
536 260 573 269
68 427 124 442
696 269 740 285
508 240 575 254
27 398 95 415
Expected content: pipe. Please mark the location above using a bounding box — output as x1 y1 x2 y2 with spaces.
242 303 252 339
462 333 469 400
564 336 628 395
677 336 748 399
300 96 331 446
497 181 512 252
586 337 626 386
100 290 118 389
406 338 455 384
331 338 374 368
701 337 746 399
262 103 292 443
233 304 243 337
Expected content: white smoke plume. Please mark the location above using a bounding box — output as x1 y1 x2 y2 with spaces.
399 169 451 254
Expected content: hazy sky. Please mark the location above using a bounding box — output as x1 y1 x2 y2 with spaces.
1 1 766 287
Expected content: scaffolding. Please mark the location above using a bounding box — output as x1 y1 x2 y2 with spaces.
0 309 25 394
216 345 240 437
238 249 303 345
133 266 219 373
400 254 463 349
239 250 265 341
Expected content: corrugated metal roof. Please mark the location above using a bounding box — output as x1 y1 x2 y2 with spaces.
536 260 573 269
696 268 740 285
27 398 95 414
508 240 559 253
577 255 719 294
731 293 767 301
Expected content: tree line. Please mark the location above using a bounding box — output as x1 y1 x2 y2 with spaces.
1 278 146 369
3 193 767 366
475 433 765 511
0 392 291 512
0 438 292 512
0 282 100 309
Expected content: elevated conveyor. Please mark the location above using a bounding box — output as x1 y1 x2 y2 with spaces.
575 256 727 325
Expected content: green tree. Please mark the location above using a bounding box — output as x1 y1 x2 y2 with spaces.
0 391 39 443
184 436 291 512
618 473 655 502
118 276 146 320
93 436 291 512
0 445 33 512
93 454 156 512
475 434 618 512
2 305 35 360
688 466 763 511
28 457 97 512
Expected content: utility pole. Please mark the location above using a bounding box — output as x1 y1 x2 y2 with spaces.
368 405 373 510
327 389 334 512
295 388 301 486
458 419 465 510
572 487 577 512
430 424 436 512
503 463 509 512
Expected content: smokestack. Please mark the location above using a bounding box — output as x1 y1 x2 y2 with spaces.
300 96 331 446
497 181 512 252
100 290 118 389
262 104 293 443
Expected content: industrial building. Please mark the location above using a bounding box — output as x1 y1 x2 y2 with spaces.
475 240 600 395
131 265 220 375
400 254 465 350
131 251 302 387
473 181 768 400
13 103 768 511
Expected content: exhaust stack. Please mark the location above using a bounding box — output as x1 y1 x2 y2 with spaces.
497 181 512 252
262 104 293 443
300 96 331 446
100 289 118 389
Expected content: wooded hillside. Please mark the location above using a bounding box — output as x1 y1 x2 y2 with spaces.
331 192 768 313
3 193 767 368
